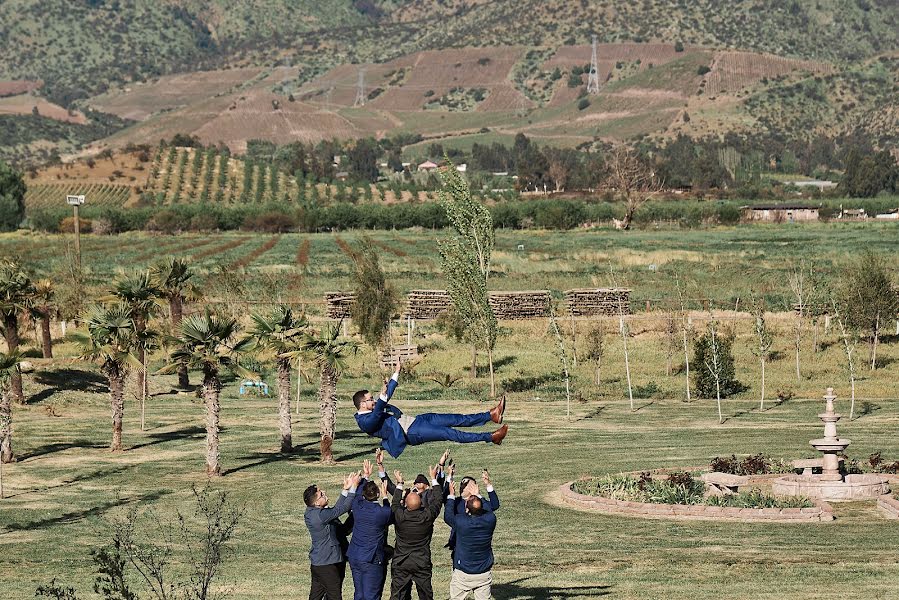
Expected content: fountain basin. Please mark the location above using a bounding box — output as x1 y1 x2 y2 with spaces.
772 473 889 502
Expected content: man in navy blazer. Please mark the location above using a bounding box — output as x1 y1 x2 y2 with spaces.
353 359 508 458
444 470 499 563
443 485 498 600
304 471 362 600
347 463 393 600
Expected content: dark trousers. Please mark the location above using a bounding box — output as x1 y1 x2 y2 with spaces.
390 563 433 600
309 561 346 600
407 412 493 445
349 560 386 600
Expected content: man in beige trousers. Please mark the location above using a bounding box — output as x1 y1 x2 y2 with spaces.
443 478 498 600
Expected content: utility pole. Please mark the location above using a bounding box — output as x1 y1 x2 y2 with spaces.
587 34 601 95
354 68 366 107
66 194 85 270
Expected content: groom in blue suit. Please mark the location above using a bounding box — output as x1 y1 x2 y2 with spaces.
353 359 508 458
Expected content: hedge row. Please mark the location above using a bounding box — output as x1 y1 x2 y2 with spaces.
22 196 898 234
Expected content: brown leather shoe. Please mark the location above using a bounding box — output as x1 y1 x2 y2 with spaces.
489 395 506 424
491 424 508 445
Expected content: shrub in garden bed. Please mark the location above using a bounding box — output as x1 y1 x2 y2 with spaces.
709 454 792 475
705 489 813 509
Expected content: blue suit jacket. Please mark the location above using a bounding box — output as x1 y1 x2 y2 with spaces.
354 378 409 458
346 479 393 565
443 503 497 575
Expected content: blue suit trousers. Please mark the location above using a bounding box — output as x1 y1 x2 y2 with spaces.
406 412 493 446
349 560 385 600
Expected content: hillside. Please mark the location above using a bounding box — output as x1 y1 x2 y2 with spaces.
1 1 897 166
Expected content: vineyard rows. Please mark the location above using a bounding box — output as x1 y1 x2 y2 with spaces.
25 182 132 209
145 143 434 206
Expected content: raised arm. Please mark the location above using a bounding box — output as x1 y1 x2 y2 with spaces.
483 469 500 511
391 470 406 521
443 480 458 528
426 465 444 519
316 473 360 523
376 449 397 496
383 357 401 401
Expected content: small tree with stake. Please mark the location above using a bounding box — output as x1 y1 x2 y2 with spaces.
749 293 773 411
831 296 860 419
840 251 898 371
584 323 606 385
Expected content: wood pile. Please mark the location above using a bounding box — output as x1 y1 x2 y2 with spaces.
404 290 452 320
565 288 631 316
325 292 356 319
488 290 551 319
379 344 420 368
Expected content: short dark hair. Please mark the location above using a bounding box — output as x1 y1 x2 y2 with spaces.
352 390 369 410
466 496 485 515
362 480 380 502
303 485 319 507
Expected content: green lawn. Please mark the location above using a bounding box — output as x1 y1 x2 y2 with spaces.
2 223 899 598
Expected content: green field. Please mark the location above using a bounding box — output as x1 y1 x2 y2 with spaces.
2 223 899 598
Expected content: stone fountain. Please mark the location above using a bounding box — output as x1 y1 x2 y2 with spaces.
773 388 890 501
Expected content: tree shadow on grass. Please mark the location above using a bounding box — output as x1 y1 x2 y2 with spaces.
19 439 108 461
28 368 108 404
128 425 205 451
1 489 170 533
577 405 606 420
3 464 138 500
493 576 612 599
221 441 320 475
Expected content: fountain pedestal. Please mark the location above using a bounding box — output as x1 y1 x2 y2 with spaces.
773 388 890 502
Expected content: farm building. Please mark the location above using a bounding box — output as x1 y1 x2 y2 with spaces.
875 209 899 220
741 204 820 222
417 160 438 171
838 208 867 219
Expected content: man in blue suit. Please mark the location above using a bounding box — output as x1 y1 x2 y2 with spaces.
353 359 508 458
443 483 498 600
347 463 393 600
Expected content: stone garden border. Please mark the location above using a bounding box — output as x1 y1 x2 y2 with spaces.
559 480 835 523
877 493 899 519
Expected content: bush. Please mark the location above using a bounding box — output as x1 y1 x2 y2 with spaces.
59 216 92 233
709 454 792 475
675 41 685 52
188 213 219 231
242 210 297 232
692 328 741 398
145 209 182 234
577 98 590 110
697 66 711 76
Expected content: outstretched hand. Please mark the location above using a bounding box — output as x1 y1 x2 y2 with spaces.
345 472 361 490
375 448 384 469
362 459 373 479
429 464 438 480
394 469 404 485
482 469 491 486
438 449 450 467
449 481 456 496
465 480 479 498
379 479 389 499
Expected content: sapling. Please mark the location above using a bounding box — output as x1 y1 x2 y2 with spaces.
674 272 692 401
548 304 573 421
584 323 606 385
749 294 773 411
831 297 859 420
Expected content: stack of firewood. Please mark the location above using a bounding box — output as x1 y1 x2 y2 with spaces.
325 292 356 319
404 290 452 320
488 290 551 319
564 288 631 316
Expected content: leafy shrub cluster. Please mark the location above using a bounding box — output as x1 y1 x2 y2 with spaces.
692 328 743 399
868 452 899 474
705 489 813 509
709 454 792 475
573 472 811 508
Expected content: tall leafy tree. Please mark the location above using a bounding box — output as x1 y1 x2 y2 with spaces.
151 258 200 389
159 311 250 476
244 306 308 453
73 304 143 452
0 259 34 404
107 271 162 401
31 279 55 359
0 350 21 463
438 161 499 396
349 238 398 352
0 161 26 232
303 323 357 464
840 251 898 370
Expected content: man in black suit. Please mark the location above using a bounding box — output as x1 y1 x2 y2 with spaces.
388 465 444 600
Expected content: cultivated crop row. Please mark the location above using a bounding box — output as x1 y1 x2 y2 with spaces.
25 182 132 209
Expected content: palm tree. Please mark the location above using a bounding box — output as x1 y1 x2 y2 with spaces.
158 311 250 476
31 279 55 358
107 271 162 404
151 258 200 389
0 350 22 463
72 304 143 452
303 323 357 464
0 259 34 404
243 306 309 453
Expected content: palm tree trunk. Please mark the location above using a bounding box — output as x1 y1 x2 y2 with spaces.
109 368 125 452
203 369 222 476
277 359 292 453
319 366 337 464
171 296 189 388
3 316 23 404
0 385 13 463
39 311 52 359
